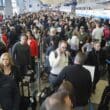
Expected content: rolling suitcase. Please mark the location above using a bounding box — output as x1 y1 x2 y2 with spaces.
19 77 37 110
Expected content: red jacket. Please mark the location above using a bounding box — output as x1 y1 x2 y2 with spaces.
0 15 3 22
2 34 8 47
28 38 38 57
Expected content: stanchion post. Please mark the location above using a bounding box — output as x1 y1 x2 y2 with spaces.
37 59 41 93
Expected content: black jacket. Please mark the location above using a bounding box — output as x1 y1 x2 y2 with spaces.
103 46 110 63
0 72 20 110
86 48 105 67
12 42 31 65
7 30 17 47
54 64 92 107
0 41 7 56
9 66 22 84
86 48 106 78
1 66 22 86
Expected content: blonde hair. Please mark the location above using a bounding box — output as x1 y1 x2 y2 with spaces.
0 52 14 68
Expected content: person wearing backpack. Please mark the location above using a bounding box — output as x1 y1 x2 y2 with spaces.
44 38 56 75
48 40 69 85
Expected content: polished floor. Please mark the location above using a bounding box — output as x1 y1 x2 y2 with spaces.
41 70 110 109
25 70 109 110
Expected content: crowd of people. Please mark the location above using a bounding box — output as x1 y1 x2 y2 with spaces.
0 10 110 110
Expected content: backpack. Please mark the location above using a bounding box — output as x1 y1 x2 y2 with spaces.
44 51 58 68
103 27 110 40
44 50 58 74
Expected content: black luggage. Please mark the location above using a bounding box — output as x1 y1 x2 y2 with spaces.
24 66 36 83
39 86 56 105
19 77 37 110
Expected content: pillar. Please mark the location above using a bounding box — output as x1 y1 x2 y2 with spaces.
4 0 13 18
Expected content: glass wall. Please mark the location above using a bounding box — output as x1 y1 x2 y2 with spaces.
0 0 5 6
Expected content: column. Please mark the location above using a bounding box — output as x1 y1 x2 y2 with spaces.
17 0 25 14
4 0 13 18
0 0 3 6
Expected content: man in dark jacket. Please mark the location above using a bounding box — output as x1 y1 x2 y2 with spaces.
86 40 105 93
12 33 31 77
103 41 110 84
7 26 17 50
0 71 20 110
54 52 92 109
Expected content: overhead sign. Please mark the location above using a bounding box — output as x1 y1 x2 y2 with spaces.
76 9 110 19
60 5 72 12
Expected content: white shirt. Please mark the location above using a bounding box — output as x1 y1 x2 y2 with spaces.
49 49 68 75
68 35 79 50
82 43 93 53
92 27 103 42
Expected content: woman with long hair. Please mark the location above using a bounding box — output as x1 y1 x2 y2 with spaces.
0 52 21 85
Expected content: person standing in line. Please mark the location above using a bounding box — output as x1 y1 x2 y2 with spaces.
86 40 105 93
49 40 69 85
12 33 31 77
0 52 21 85
26 30 38 71
54 52 92 109
0 70 20 110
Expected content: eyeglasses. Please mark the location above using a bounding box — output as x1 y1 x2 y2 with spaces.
61 47 67 49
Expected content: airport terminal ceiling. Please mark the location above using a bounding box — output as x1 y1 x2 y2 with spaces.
40 0 110 4
40 0 72 4
0 0 110 18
